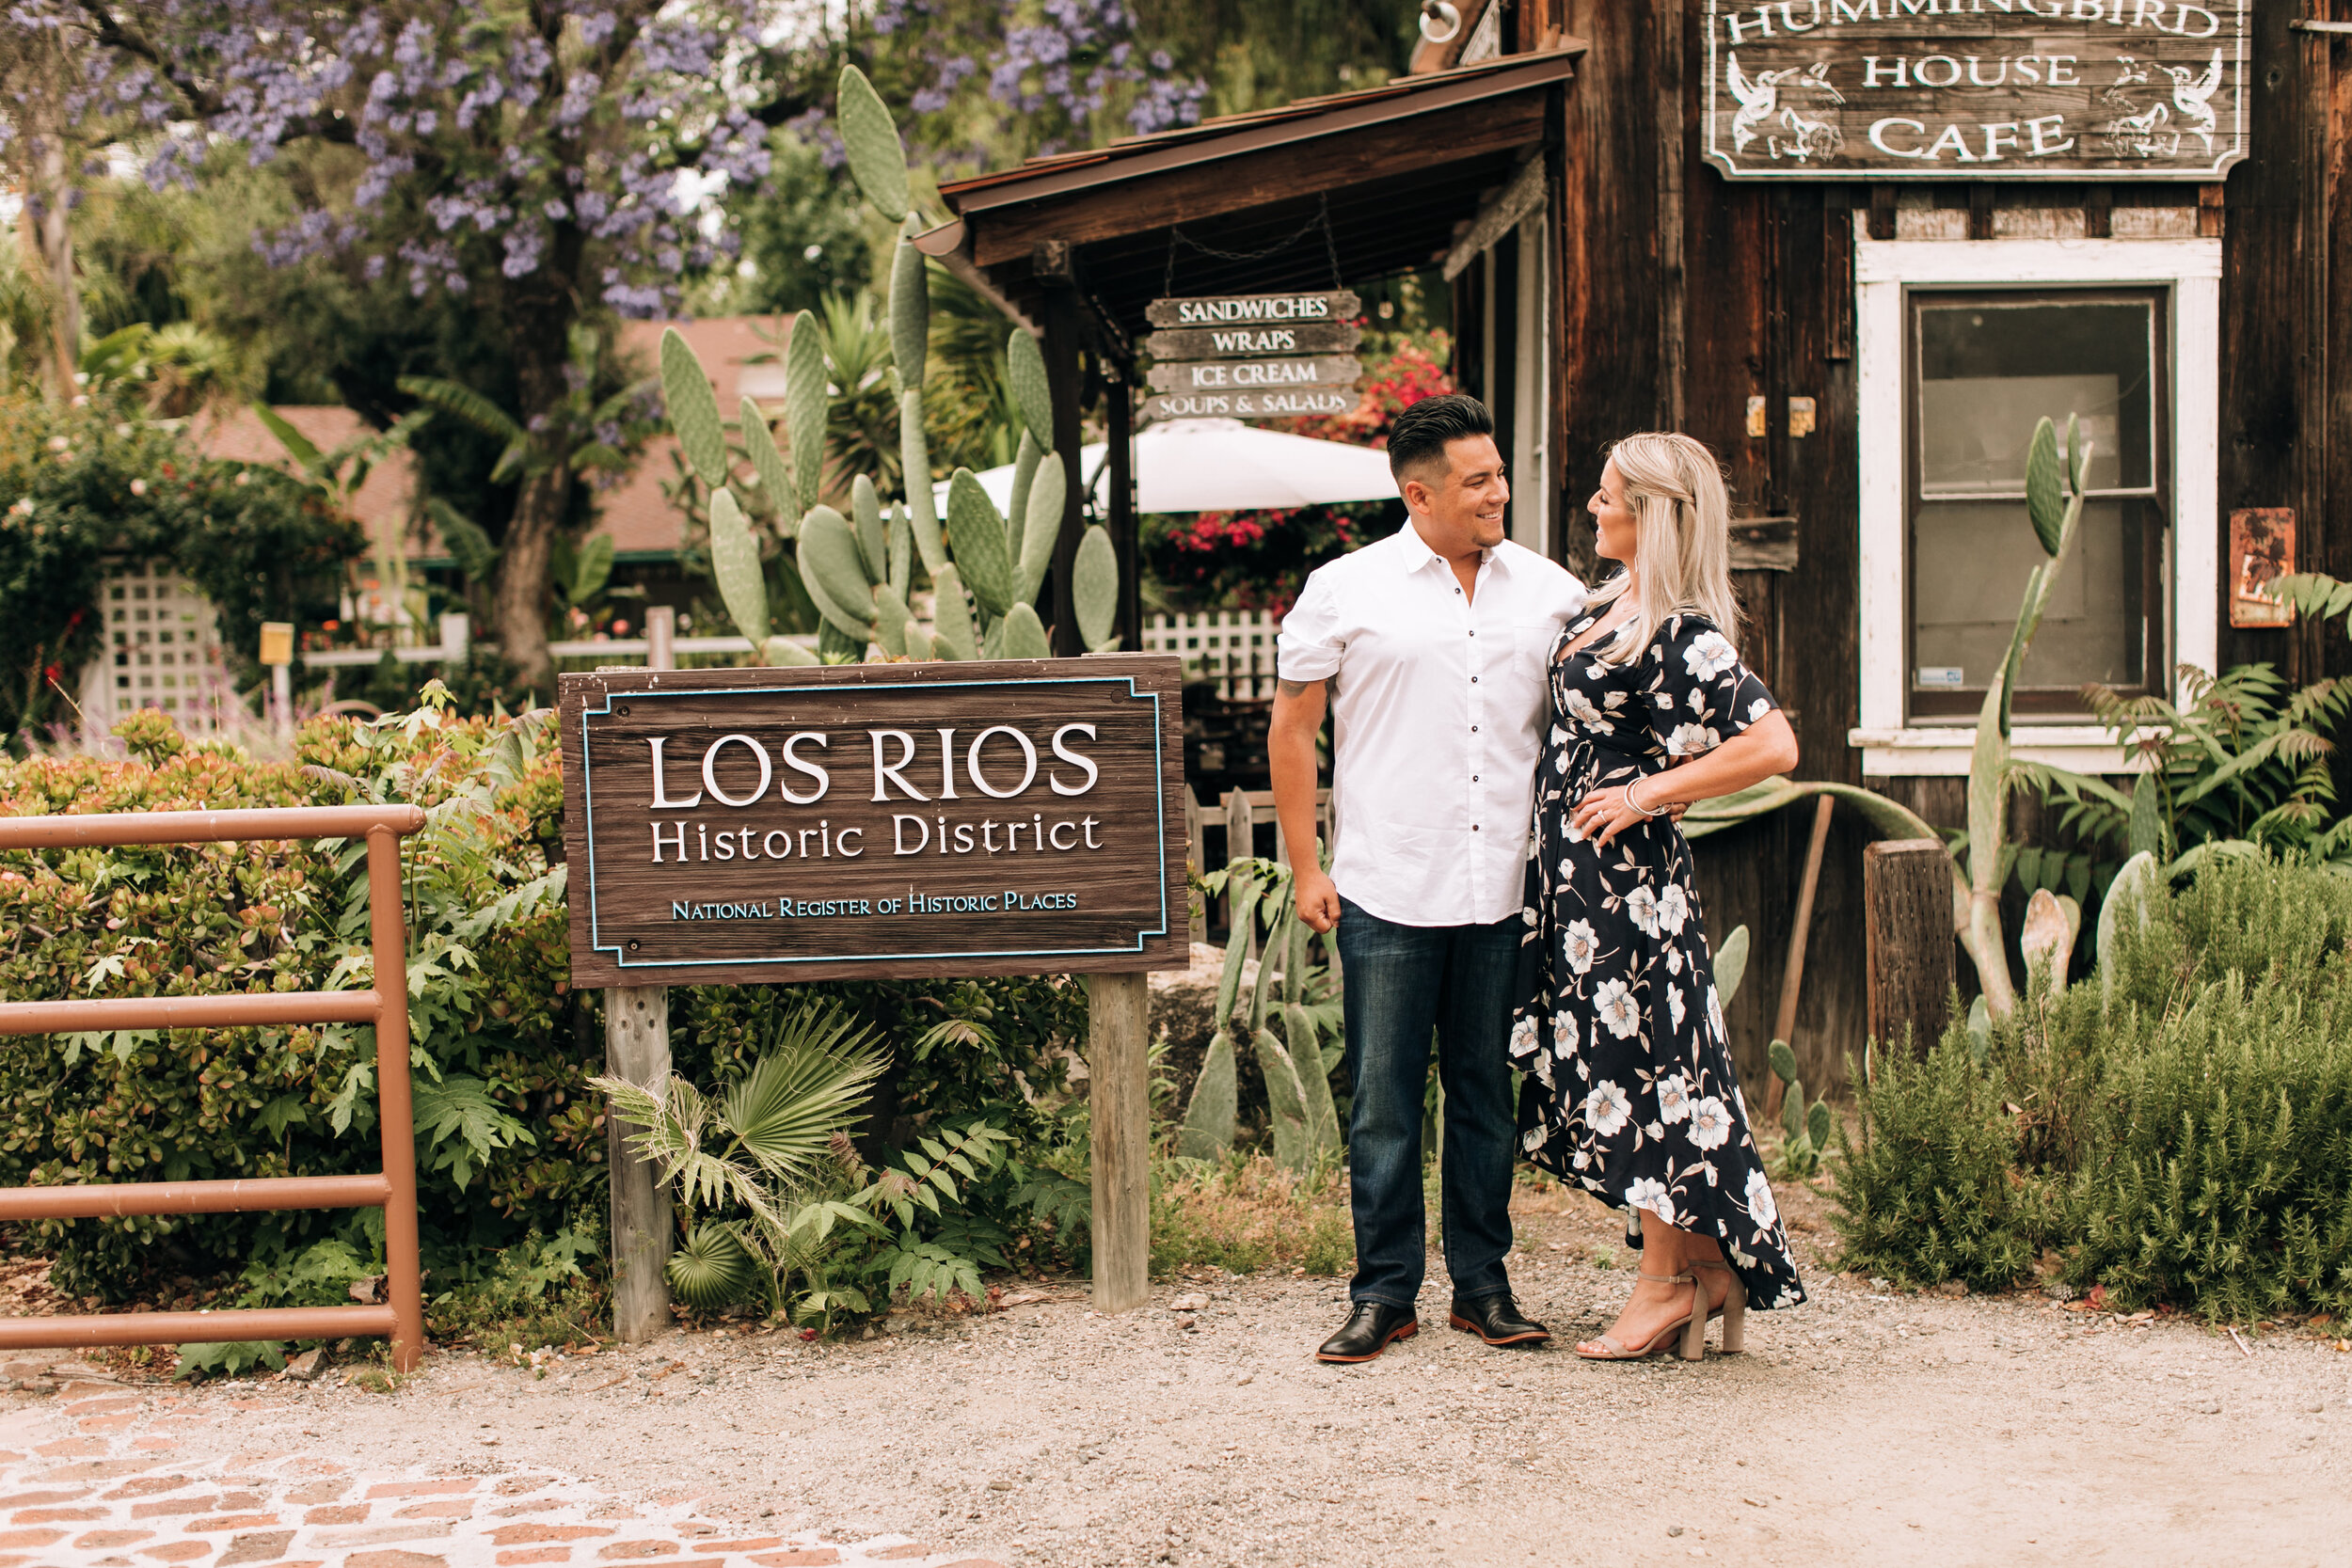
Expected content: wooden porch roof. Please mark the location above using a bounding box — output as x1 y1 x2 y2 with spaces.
929 46 1583 354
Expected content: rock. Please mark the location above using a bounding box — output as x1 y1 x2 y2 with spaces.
49 1362 112 1383
1934 1281 1966 1298
1176 1315 1199 1332
0 1358 49 1381
1168 1293 1210 1311
282 1348 328 1383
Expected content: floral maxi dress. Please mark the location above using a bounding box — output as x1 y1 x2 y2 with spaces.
1509 609 1806 1312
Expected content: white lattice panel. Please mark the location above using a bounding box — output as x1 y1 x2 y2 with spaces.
91 562 231 736
1142 610 1281 700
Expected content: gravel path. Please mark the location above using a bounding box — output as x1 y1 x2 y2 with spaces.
4 1187 2347 1567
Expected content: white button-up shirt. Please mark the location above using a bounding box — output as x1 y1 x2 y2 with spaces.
1276 521 1586 927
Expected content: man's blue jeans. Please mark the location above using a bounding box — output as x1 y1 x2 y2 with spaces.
1334 895 1520 1311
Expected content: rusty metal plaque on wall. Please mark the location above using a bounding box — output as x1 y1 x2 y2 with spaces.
559 657 1185 987
1702 1 2249 180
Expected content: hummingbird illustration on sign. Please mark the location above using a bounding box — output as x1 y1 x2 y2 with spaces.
2162 48 2224 152
1725 55 1844 160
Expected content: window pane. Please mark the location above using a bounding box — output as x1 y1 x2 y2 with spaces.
1916 302 2153 494
1913 500 2144 692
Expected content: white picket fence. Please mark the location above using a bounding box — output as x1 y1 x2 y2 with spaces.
1141 609 1282 700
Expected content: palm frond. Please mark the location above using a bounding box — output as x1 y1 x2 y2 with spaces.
398 373 528 445
721 1004 888 1181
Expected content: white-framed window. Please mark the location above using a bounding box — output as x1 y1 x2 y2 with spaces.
1848 218 2220 777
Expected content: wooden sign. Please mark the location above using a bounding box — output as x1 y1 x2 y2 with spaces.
1141 322 1362 361
2229 508 2294 628
1144 291 1359 329
1143 388 1358 421
1701 0 2249 181
1146 356 1362 393
558 657 1186 987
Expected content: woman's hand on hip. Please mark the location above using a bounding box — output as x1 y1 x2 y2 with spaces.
1572 781 1667 848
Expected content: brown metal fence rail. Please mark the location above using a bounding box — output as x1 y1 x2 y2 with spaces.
0 805 426 1370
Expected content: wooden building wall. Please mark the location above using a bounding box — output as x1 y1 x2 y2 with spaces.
1536 0 2349 1098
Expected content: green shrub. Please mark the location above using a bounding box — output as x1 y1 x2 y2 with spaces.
1833 853 2352 1319
2071 971 2352 1320
1833 1030 2052 1292
0 695 1100 1328
0 692 595 1299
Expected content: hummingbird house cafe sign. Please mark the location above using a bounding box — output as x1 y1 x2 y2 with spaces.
1703 0 2248 180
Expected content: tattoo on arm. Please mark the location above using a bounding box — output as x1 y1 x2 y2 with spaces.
1276 677 1326 699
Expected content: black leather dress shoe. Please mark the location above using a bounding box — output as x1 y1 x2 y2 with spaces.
1448 1291 1552 1347
1315 1302 1419 1363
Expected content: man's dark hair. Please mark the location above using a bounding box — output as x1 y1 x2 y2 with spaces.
1387 393 1495 489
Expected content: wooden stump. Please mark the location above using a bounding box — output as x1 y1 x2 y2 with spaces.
1865 839 1956 1053
606 985 674 1343
1086 971 1152 1314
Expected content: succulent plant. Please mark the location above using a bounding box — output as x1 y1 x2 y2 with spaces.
1682 416 2093 1024
654 65 1135 668
2095 850 2161 1006
1172 859 1343 1170
1767 1037 1834 1180
1711 924 1750 1009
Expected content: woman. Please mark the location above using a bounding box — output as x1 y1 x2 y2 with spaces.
1511 432 1806 1361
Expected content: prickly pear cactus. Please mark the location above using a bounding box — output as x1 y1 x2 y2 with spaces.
653 63 1135 669
1766 1038 1834 1179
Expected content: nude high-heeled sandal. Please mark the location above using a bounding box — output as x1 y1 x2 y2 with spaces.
1573 1271 1706 1362
1693 1259 1746 1354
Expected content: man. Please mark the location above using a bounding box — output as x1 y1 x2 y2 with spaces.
1271 393 1586 1364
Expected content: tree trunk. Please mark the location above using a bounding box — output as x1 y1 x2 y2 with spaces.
494 463 571 697
21 128 79 397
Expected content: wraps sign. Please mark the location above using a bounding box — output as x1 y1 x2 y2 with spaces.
1702 0 2249 180
559 657 1185 987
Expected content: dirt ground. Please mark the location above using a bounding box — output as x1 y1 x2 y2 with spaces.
16 1179 2348 1568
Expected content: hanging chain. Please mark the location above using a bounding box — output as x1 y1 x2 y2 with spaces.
1160 195 1343 297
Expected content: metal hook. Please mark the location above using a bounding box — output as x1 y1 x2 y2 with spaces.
1419 0 1462 44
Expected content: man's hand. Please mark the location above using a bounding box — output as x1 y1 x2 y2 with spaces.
1294 864 1342 933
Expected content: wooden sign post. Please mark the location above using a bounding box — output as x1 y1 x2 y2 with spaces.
561 656 1185 1331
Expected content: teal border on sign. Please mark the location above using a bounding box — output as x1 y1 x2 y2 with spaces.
579 675 1169 972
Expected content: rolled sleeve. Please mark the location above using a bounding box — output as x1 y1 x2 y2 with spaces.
1276 570 1344 683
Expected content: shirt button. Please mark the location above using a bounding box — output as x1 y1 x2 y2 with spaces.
1471 675 1479 683
1471 725 1479 733
1472 824 1481 832
1472 775 1479 783
1469 629 1476 637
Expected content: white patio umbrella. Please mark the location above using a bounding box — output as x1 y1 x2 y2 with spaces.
935 417 1398 516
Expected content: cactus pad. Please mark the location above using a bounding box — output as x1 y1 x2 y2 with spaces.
1008 327 1053 451
836 65 910 222
707 486 769 648
660 327 729 488
1073 523 1119 651
947 468 1014 619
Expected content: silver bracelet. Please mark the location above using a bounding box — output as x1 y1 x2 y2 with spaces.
1625 781 1670 819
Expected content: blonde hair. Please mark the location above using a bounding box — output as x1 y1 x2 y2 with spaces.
1585 431 1740 663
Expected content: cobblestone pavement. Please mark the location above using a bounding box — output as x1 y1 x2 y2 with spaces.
0 1372 998 1568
